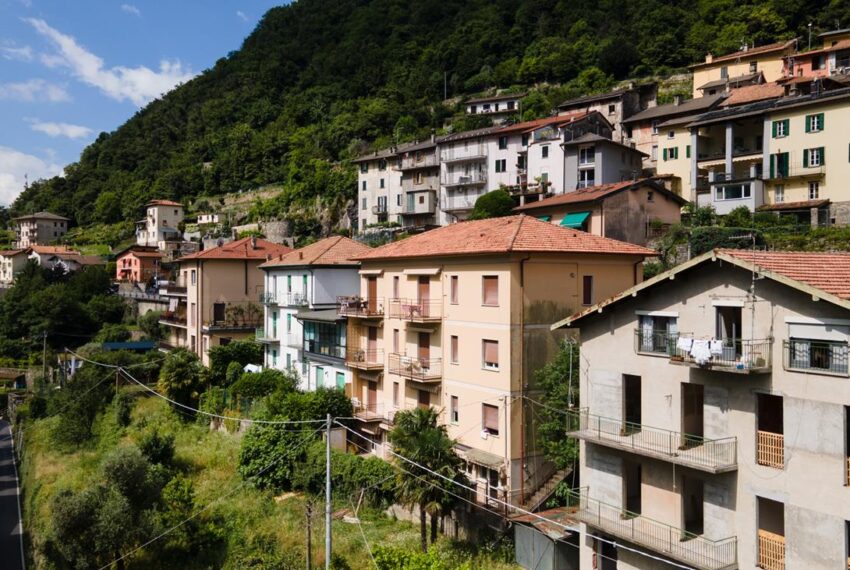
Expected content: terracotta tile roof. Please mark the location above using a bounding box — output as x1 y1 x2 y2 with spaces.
720 82 785 106
0 249 26 257
146 199 183 207
496 112 591 135
514 179 683 212
466 92 527 104
690 40 797 68
757 199 829 212
720 249 850 300
28 245 77 255
259 236 371 268
355 215 653 261
128 251 164 259
178 237 292 261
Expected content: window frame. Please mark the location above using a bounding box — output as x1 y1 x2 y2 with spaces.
451 396 459 424
482 403 499 436
482 339 499 371
582 275 594 306
482 275 499 307
451 335 459 364
450 275 459 305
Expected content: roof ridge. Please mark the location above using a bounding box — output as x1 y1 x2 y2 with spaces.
507 215 526 251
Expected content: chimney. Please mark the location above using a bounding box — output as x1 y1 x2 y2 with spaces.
251 236 257 249
705 53 714 64
673 94 683 106
298 251 304 260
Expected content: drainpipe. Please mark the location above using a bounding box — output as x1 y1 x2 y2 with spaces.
634 258 643 286
518 254 531 507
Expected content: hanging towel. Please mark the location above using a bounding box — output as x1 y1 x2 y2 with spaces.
690 340 712 365
709 340 724 356
676 337 693 352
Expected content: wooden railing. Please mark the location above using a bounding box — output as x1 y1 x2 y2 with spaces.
757 529 785 570
757 431 784 469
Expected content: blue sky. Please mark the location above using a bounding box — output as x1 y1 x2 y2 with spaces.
0 0 285 206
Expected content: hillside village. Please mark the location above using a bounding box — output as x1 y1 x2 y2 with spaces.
9 24 850 570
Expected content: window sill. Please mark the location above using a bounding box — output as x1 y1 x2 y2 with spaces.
783 365 849 378
482 303 499 308
482 366 500 372
635 350 672 358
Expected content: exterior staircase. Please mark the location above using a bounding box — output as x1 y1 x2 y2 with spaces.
522 467 572 512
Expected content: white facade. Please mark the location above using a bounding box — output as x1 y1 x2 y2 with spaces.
136 201 184 249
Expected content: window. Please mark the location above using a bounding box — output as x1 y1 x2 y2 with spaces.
770 152 790 178
495 159 506 173
286 313 292 332
814 55 826 70
775 185 785 203
667 130 675 139
663 147 678 160
482 276 498 306
450 275 458 304
809 181 820 200
804 147 825 167
378 159 387 171
637 315 678 353
541 145 549 159
482 404 499 436
647 191 654 202
451 335 459 363
521 134 529 147
806 113 824 133
360 163 368 173
393 382 399 407
772 119 789 138
651 120 659 135
362 197 367 210
451 396 459 423
715 183 752 201
582 275 593 306
397 194 402 206
362 180 367 191
749 61 758 73
578 169 595 188
686 145 691 158
578 146 595 165
608 104 615 115
482 339 499 370
190 270 196 285
415 171 424 184
498 136 508 150
470 104 477 114
393 275 399 298
393 328 399 353
720 66 728 79
507 101 515 110
379 178 385 189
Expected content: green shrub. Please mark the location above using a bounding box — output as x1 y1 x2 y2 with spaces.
137 310 165 340
225 361 243 387
689 226 764 256
115 391 134 427
139 428 176 466
208 341 262 385
95 323 132 343
231 369 298 400
468 189 514 221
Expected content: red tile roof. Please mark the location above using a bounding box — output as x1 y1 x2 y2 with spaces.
720 249 850 300
690 40 797 68
179 237 292 261
514 179 684 212
259 236 371 268
720 82 785 106
757 199 829 212
0 249 26 257
146 199 183 207
496 112 592 135
29 245 77 255
355 215 653 261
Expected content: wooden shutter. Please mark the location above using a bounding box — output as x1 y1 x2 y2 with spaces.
483 339 499 366
771 121 777 137
482 404 499 435
819 147 825 166
482 276 498 306
450 275 458 304
769 154 775 178
803 149 809 168
818 113 824 130
662 148 668 161
686 145 691 158
805 115 811 133
784 119 789 135
451 335 459 363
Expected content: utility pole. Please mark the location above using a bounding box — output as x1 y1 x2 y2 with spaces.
305 500 313 570
42 331 47 382
325 413 332 570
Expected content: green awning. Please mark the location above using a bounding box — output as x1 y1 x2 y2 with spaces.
537 215 551 222
560 211 590 229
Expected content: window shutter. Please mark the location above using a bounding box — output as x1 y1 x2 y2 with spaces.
686 145 691 158
451 335 458 363
805 115 811 133
819 147 825 166
784 119 790 135
482 404 499 433
482 276 498 305
803 149 809 168
772 121 777 138
483 340 499 365
769 154 775 178
819 113 825 129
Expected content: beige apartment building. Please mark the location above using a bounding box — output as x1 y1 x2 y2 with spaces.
554 249 850 570
135 199 184 249
159 237 291 364
690 40 796 98
344 215 652 509
13 211 69 248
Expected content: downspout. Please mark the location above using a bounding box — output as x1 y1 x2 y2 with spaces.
197 260 203 360
518 254 531 507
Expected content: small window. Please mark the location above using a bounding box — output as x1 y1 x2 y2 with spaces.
450 275 458 304
190 270 197 285
362 197 367 210
482 276 498 306
392 276 399 298
651 145 658 160
393 382 399 407
582 275 594 306
393 328 399 353
521 134 529 147
608 104 615 115
749 61 757 73
415 171 424 184
379 178 385 189
647 191 654 202
809 181 820 200
772 119 789 138
483 339 499 370
541 145 549 159
498 136 508 150
495 159 506 173
362 180 367 191
720 66 728 79
482 404 499 436
451 396 459 423
775 185 785 203
667 130 675 139
451 335 459 364
360 163 368 174
651 120 659 135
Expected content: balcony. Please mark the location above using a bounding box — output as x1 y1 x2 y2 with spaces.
442 194 478 212
202 302 263 332
159 280 187 296
388 353 442 382
255 328 276 343
337 296 384 319
766 163 825 180
440 146 487 163
634 329 677 356
442 172 487 188
372 203 388 215
353 401 389 423
670 337 772 374
283 333 302 349
567 488 737 570
389 298 442 322
756 430 784 469
303 339 345 360
345 347 385 370
159 310 187 328
757 529 785 570
400 153 438 170
564 408 737 473
783 339 849 376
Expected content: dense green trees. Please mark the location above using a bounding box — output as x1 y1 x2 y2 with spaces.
468 189 514 220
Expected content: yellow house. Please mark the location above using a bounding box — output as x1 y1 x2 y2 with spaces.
343 215 652 509
690 40 796 98
159 237 292 365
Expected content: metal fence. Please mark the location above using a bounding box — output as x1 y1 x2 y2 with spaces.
783 339 849 376
388 298 442 321
337 296 384 318
634 329 678 355
388 353 442 381
671 338 772 371
345 347 384 367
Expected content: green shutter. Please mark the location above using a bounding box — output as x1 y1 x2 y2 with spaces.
769 154 775 178
819 146 825 166
805 115 811 133
686 145 691 158
662 148 668 161
819 113 825 130
803 149 809 168
784 119 790 136
772 121 777 138
781 152 789 176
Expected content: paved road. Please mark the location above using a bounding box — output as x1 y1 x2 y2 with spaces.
0 420 25 570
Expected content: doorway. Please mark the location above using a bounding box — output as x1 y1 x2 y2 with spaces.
367 380 377 411
367 327 378 356
367 277 377 312
418 389 430 409
682 475 704 536
716 305 742 357
623 461 642 515
418 332 430 367
681 383 705 444
623 374 641 434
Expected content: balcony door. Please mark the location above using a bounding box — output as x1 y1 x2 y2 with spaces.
681 383 704 442
623 374 641 434
682 475 704 535
367 380 377 411
716 305 742 357
367 327 378 355
213 302 226 324
367 277 377 312
418 332 430 369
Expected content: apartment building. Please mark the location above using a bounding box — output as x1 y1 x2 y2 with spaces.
13 211 69 248
556 84 658 143
514 179 684 246
781 31 850 82
345 215 653 509
115 246 162 284
0 249 28 286
396 140 439 229
465 92 525 124
690 40 796 97
438 126 500 223
159 237 291 364
562 133 646 191
553 248 850 570
257 236 370 390
135 199 184 249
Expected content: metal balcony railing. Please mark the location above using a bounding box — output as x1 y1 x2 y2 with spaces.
337 296 384 318
440 145 487 163
259 292 277 305
203 302 263 330
441 171 487 187
400 153 438 170
388 298 442 322
564 408 737 473
566 488 738 570
255 328 275 343
388 353 442 382
345 347 384 369
756 431 784 469
757 529 785 570
670 337 772 373
159 310 187 326
303 339 345 359
634 329 678 356
159 280 187 296
442 195 478 211
783 339 850 376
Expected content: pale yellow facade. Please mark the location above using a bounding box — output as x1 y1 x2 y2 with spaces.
655 124 693 199
691 48 789 98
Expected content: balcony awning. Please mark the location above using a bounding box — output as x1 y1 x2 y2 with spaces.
295 309 342 323
456 444 504 468
537 215 552 222
560 211 590 229
403 267 441 276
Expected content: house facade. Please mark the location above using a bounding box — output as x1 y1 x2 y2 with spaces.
397 140 440 229
14 211 69 248
562 133 646 191
0 249 28 286
554 249 850 570
438 126 499 223
690 40 796 97
465 92 525 124
115 246 163 284
257 236 369 391
136 200 184 249
556 84 658 143
346 215 652 509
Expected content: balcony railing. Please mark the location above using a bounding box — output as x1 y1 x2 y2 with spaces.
159 310 187 327
442 172 487 187
255 328 276 343
389 298 442 322
442 195 479 211
766 163 825 180
564 408 737 473
400 153 438 170
159 280 187 296
757 529 785 570
388 353 442 382
440 146 487 163
337 296 384 318
670 337 772 373
353 401 388 422
566 488 737 570
756 430 784 469
783 339 850 376
303 339 345 360
203 302 263 331
634 329 678 356
345 347 385 370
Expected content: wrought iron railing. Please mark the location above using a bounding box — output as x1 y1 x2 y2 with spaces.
634 329 678 355
388 353 442 381
337 296 384 318
783 339 850 376
564 408 737 472
671 337 772 371
345 347 384 368
204 302 263 330
566 488 737 570
388 298 442 321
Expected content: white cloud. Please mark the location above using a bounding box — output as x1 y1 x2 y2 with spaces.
0 147 63 206
27 18 195 106
121 4 141 17
28 120 92 139
236 10 249 22
0 79 70 102
1 44 33 62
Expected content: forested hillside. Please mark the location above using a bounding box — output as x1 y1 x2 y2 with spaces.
11 0 849 230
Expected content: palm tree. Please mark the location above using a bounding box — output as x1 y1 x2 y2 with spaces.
388 406 467 552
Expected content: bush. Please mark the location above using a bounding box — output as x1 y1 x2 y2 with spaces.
689 226 764 256
208 341 262 385
467 189 514 221
139 428 176 466
138 310 165 340
95 323 132 343
115 391 134 427
231 369 298 400
722 206 752 228
158 348 206 417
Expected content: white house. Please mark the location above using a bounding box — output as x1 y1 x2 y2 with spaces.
136 200 184 249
